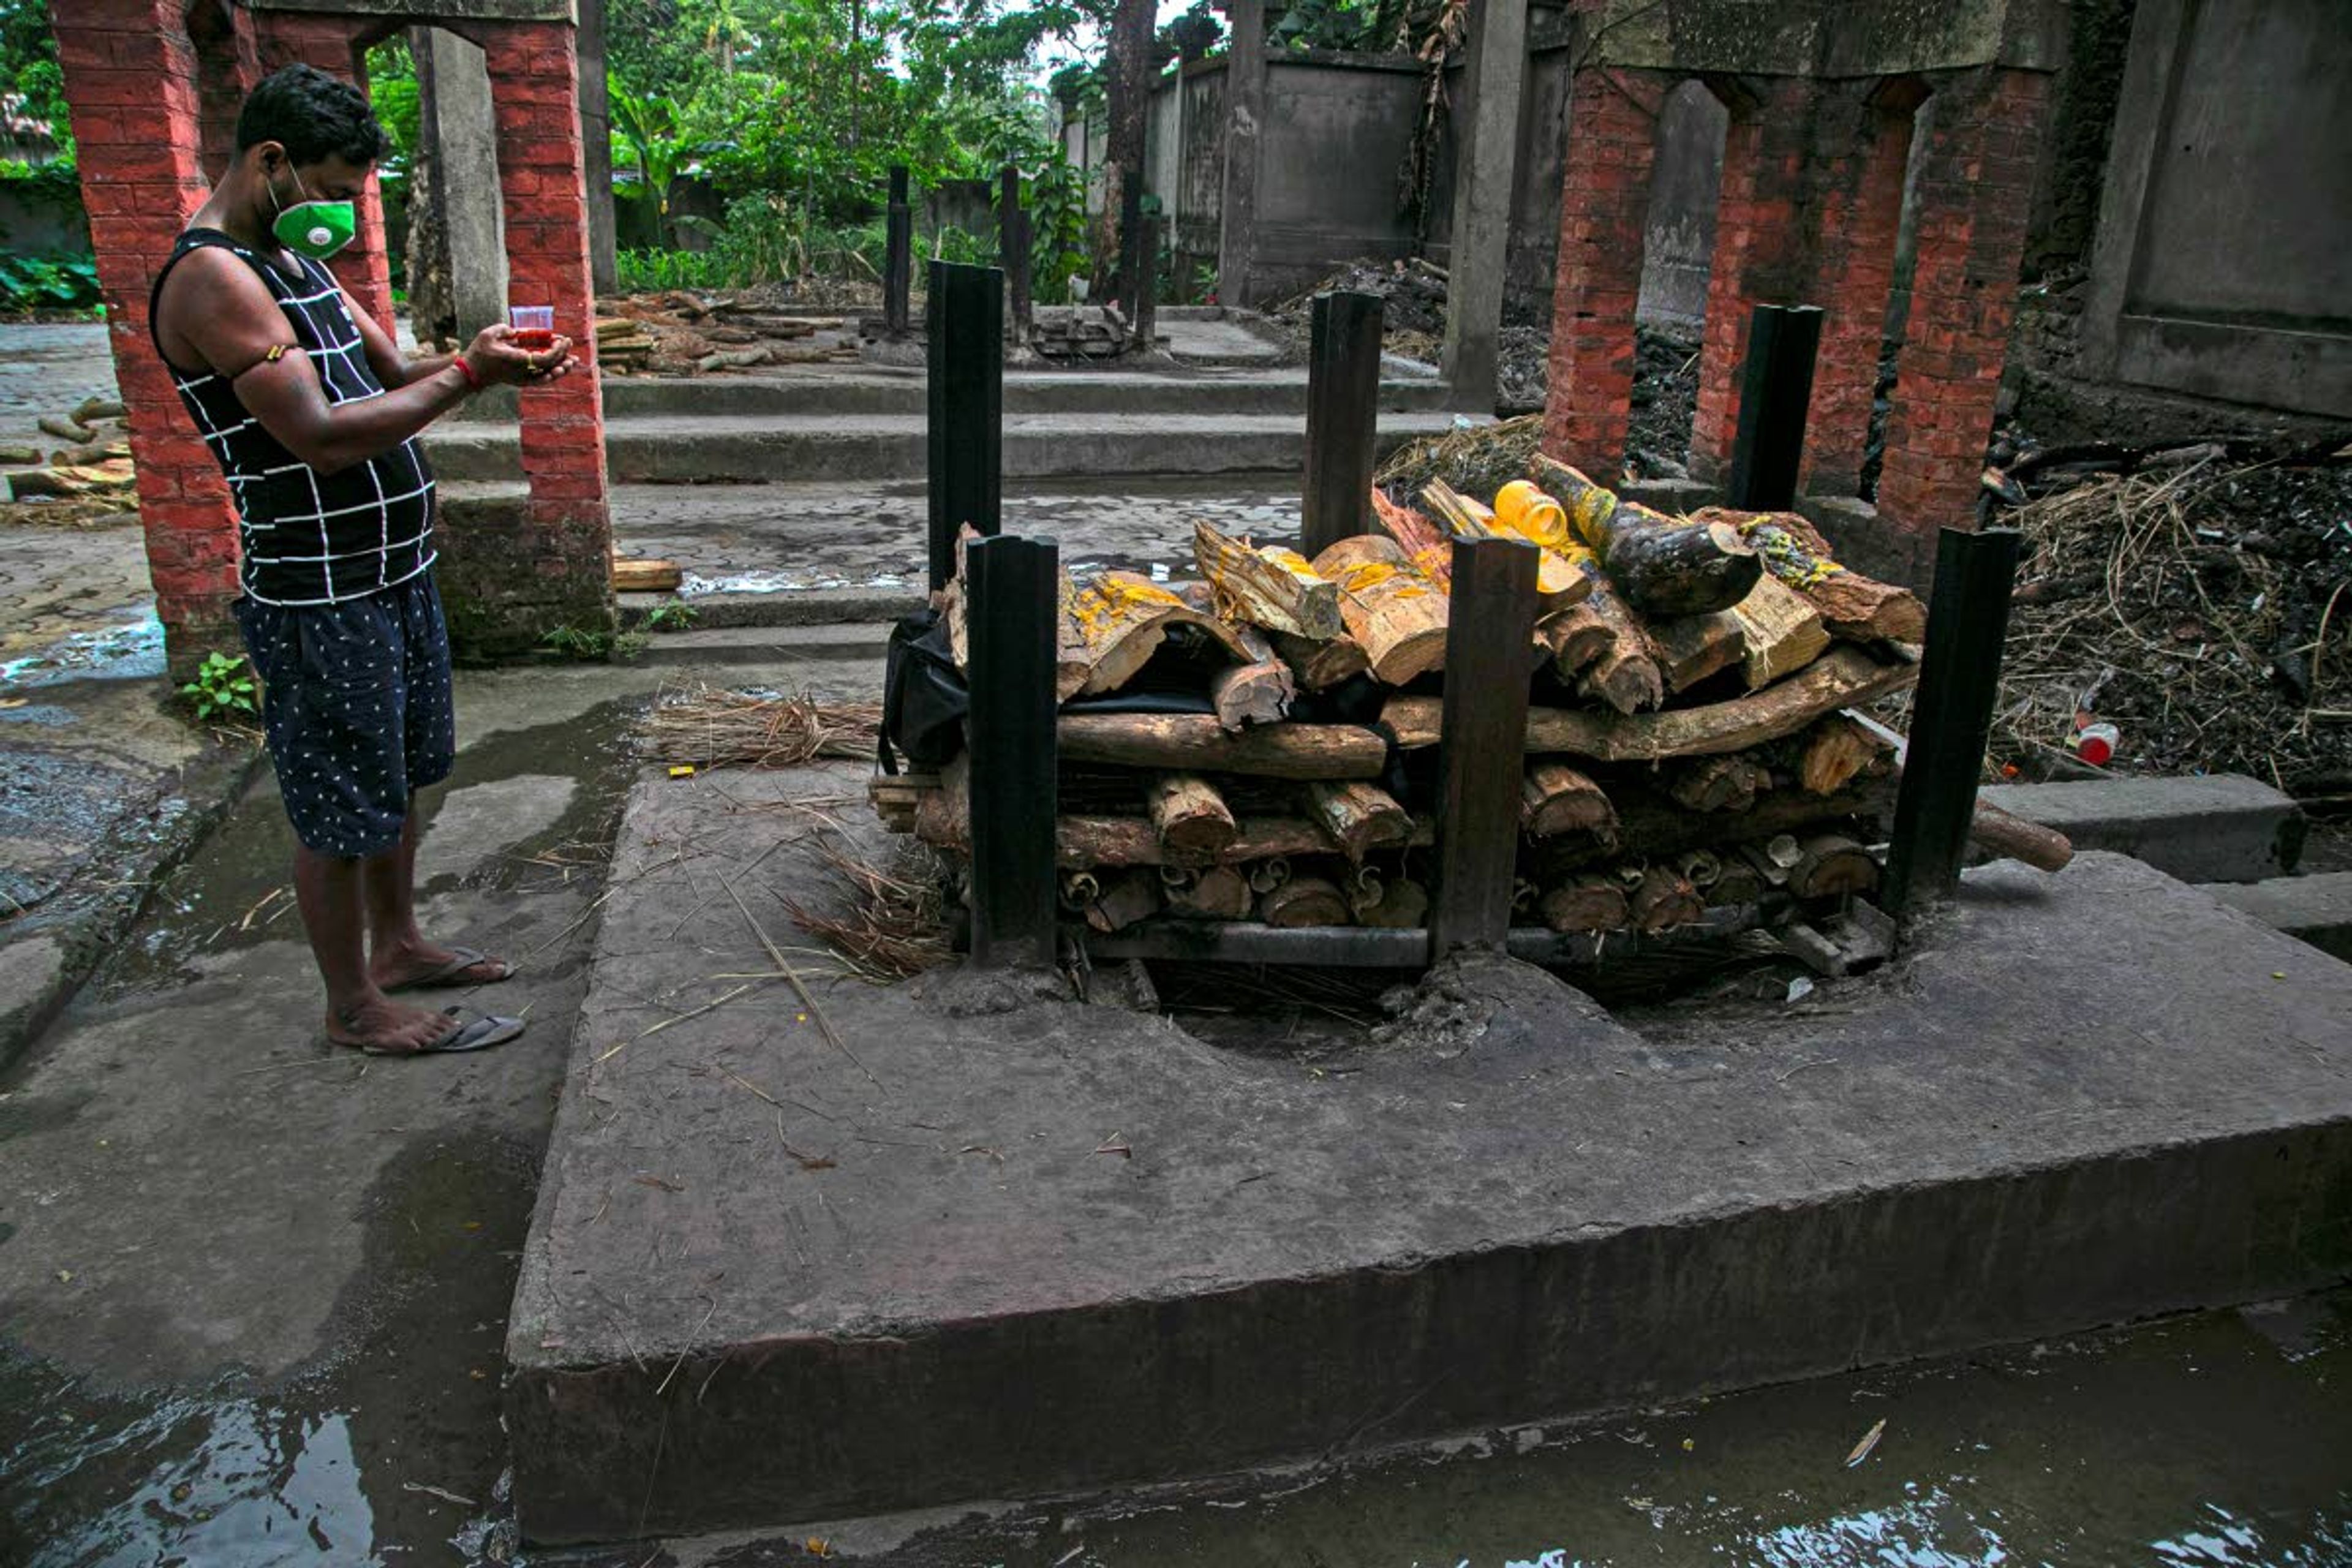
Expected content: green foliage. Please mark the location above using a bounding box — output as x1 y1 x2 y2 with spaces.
541 624 617 660
0 250 97 310
614 246 738 293
642 598 699 632
0 0 70 160
1022 153 1088 304
1268 0 1402 52
179 652 258 722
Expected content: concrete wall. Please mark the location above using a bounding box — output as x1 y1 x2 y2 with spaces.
1635 80 1726 331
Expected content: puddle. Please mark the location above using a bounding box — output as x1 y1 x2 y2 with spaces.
682 569 912 596
0 616 166 690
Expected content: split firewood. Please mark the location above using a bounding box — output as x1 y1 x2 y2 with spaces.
1194 521 1345 639
1268 629 1371 691
1529 457 1761 617
1630 867 1706 932
1534 601 1615 679
1705 856 1766 908
1520 775 1895 879
1670 752 1769 813
1728 573 1831 688
1312 535 1449 685
1302 779 1412 861
1359 875 1430 929
1798 714 1889 795
867 772 937 832
1163 864 1254 920
1786 832 1879 899
1521 761 1616 840
1541 874 1629 933
611 557 683 593
1058 571 1256 701
1572 580 1667 715
1208 624 1297 731
1369 487 1457 587
1259 875 1353 928
1147 773 1239 864
1058 713 1386 778
1417 478 1593 606
1084 868 1165 933
1648 610 1746 693
1699 508 1927 644
1249 857 1292 894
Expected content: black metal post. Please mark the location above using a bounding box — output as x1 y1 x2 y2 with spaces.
1131 213 1160 356
999 165 1033 346
925 260 1004 593
1882 524 2024 916
1431 535 1540 955
884 165 913 339
1302 290 1384 557
1724 303 1823 511
965 534 1061 968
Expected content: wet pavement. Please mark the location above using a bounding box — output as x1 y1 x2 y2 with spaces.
0 323 118 454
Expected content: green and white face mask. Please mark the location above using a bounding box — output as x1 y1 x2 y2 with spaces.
268 162 356 262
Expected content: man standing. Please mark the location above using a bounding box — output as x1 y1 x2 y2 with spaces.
151 64 575 1055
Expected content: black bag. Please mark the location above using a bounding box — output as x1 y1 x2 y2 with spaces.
880 608 968 775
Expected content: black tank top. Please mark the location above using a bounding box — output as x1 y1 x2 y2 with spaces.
149 228 436 607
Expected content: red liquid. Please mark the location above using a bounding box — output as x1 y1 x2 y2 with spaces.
512 328 556 350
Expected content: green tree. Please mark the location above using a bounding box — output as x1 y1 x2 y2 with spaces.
0 0 71 158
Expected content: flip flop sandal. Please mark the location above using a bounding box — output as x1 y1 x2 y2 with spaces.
383 945 514 993
358 1007 527 1057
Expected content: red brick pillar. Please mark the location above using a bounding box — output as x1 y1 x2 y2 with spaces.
54 0 240 674
1540 66 1671 481
1687 77 1815 483
460 20 614 650
1798 80 1921 497
1876 67 2051 542
249 12 396 331
187 1 259 183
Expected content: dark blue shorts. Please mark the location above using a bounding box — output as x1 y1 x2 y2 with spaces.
235 574 456 859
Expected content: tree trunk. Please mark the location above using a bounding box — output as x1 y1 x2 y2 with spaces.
1096 0 1157 296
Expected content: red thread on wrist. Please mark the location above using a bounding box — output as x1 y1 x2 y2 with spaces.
454 355 484 391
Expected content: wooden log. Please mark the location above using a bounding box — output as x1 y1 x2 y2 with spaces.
1798 715 1889 795
1312 535 1450 684
1085 869 1166 933
1359 875 1430 930
1787 832 1879 899
1382 646 1915 761
1259 875 1353 928
1302 779 1412 861
1540 874 1629 933
38 415 94 445
1572 580 1666 715
1521 761 1616 840
1207 625 1295 731
1268 629 1371 691
1705 856 1766 908
1629 867 1705 932
1368 487 1457 588
1728 574 1831 689
1970 802 2076 873
1534 601 1615 679
1194 521 1344 639
1058 714 1385 778
612 557 683 593
1529 457 1760 616
1164 864 1254 920
1648 610 1746 693
1419 478 1593 606
1058 571 1256 701
1702 508 1928 644
1670 752 1769 813
1147 773 1239 864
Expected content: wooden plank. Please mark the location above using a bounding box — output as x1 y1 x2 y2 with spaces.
611 557 682 593
925 260 1003 592
1431 536 1540 954
963 535 1060 967
1302 290 1383 556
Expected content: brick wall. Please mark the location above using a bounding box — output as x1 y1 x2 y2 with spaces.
54 0 241 676
1540 66 1670 480
1876 67 2050 545
249 13 396 330
1798 80 1920 497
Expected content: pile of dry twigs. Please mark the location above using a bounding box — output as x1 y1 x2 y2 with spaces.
780 840 952 980
644 683 883 771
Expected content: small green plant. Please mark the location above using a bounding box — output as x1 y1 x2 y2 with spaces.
541 624 616 660
0 252 100 312
642 598 699 632
180 651 257 721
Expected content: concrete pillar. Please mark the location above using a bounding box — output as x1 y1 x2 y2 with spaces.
1216 0 1265 309
1688 76 1815 484
1439 0 1529 413
1540 65 1669 480
54 0 239 677
424 29 510 338
576 0 617 296
1877 67 2051 551
1799 79 1922 497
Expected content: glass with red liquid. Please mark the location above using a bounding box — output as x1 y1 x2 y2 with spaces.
508 304 556 352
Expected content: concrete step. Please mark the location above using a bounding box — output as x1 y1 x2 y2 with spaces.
423 409 1476 485
628 622 890 667
1978 774 2305 884
456 369 1450 422
2203 872 2352 962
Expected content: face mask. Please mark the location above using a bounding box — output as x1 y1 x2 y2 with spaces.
268 163 356 262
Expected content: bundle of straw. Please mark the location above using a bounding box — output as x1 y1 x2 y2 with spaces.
646 683 883 770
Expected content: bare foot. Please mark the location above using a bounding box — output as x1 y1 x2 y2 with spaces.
327 994 462 1055
371 937 513 992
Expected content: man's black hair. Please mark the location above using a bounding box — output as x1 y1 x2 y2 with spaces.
235 62 391 168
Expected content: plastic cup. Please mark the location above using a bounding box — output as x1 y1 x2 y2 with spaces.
508 304 555 351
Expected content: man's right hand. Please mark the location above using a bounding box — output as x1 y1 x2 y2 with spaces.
462 324 573 387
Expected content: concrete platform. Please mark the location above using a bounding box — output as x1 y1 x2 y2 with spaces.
1980 772 2305 883
2207 872 2352 962
505 767 2352 1546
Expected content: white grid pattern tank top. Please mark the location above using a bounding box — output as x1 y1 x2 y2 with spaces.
150 228 437 607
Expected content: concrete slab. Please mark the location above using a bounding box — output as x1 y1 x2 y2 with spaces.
2206 872 2352 962
505 767 2352 1545
415 774 579 885
1980 773 2305 883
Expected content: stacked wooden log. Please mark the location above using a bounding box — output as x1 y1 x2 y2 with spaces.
874 459 1970 939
